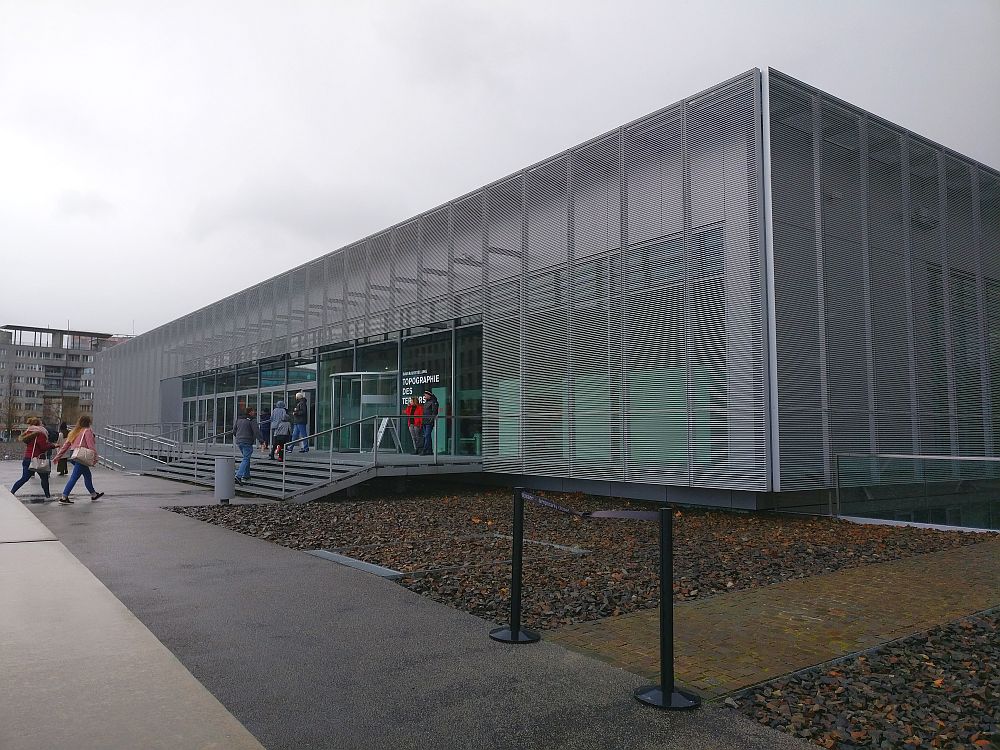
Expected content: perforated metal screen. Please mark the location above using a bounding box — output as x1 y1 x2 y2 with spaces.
97 69 770 492
768 69 1000 491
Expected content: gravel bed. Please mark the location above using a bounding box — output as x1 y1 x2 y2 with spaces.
169 488 992 629
730 610 999 749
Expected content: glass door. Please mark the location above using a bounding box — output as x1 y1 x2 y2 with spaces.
331 372 398 453
332 374 362 452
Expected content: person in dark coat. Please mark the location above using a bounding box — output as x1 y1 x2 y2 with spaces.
259 408 271 453
291 391 309 453
419 390 439 455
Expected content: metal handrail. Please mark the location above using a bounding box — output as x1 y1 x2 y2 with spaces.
280 417 373 497
99 425 180 473
279 414 482 499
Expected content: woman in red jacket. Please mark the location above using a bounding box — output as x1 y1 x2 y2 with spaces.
10 416 52 502
404 397 423 455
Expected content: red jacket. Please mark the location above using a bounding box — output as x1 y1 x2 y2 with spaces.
404 403 423 427
22 433 49 460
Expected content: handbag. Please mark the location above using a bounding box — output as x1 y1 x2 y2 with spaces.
71 447 98 467
29 456 51 473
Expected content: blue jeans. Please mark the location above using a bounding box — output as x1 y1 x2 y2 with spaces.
291 423 308 451
63 461 96 497
420 423 434 454
236 443 254 479
11 458 51 498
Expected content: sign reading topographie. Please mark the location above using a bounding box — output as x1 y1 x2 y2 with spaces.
401 369 441 406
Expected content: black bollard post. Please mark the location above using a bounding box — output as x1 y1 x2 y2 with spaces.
490 487 540 644
634 506 701 710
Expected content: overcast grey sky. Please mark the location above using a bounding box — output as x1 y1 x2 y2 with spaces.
1 0 998 336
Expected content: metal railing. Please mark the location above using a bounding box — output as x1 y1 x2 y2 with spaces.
101 415 483 500
278 415 483 498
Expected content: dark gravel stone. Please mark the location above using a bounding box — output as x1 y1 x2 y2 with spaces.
168 488 993 630
728 611 999 750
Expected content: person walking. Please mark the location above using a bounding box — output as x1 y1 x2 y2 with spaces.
419 390 439 455
51 414 103 505
404 397 423 455
291 391 309 452
55 421 70 475
233 407 263 486
10 417 52 502
259 408 271 453
269 400 292 461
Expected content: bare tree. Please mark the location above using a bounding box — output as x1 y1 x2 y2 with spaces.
2 371 21 441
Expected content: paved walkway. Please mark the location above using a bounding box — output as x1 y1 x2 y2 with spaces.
549 538 1000 698
0 463 809 750
0 486 264 750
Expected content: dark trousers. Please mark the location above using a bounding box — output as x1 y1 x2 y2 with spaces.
270 437 288 460
11 458 51 498
420 423 434 455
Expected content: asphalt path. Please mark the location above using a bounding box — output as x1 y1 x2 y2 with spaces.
6 464 809 750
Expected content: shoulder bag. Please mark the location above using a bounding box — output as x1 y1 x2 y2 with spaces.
71 446 98 467
30 456 51 473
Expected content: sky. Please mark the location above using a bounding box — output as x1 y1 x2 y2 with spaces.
1 0 998 337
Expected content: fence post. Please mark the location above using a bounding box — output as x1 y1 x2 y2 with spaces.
490 487 540 644
634 506 700 710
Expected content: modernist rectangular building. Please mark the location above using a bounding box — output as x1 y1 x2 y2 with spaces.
97 68 1000 506
1 325 115 436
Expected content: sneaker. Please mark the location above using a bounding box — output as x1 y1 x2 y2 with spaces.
58 497 74 505
91 492 104 501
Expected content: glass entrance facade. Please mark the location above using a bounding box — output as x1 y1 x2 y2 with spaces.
180 320 483 454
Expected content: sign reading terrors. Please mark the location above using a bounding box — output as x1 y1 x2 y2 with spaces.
402 369 441 406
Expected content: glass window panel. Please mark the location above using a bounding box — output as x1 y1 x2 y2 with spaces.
287 355 318 384
455 326 482 456
402 330 452 454
217 367 235 393
356 342 398 374
237 365 258 391
260 358 286 389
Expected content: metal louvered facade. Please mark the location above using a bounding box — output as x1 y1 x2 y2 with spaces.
767 68 1000 492
97 66 996 502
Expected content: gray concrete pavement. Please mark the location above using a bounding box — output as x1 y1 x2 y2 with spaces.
2 463 809 750
0 485 264 750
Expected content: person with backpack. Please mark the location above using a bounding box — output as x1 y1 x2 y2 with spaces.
50 414 104 505
269 400 292 461
232 407 263 485
10 416 52 502
291 391 309 452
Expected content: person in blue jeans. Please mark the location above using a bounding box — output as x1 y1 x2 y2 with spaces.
10 417 52 502
50 414 104 505
291 392 309 452
233 407 263 485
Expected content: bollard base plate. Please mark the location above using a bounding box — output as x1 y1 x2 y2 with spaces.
219 498 230 505
489 626 540 644
633 685 701 710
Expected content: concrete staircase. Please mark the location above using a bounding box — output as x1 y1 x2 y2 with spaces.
145 453 375 502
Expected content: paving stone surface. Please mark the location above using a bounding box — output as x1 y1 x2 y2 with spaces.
548 538 1000 699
